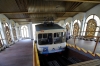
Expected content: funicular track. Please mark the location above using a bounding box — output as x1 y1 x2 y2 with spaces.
38 52 81 66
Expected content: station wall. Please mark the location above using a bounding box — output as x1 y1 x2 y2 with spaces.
59 4 100 37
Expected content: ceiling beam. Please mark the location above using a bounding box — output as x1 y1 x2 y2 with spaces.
45 0 100 3
15 20 58 22
15 21 30 22
0 11 84 14
10 17 69 20
18 22 29 25
10 18 31 19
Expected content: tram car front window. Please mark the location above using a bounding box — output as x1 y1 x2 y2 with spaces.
38 33 53 45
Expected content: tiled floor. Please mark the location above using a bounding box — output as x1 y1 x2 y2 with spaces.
0 39 33 66
67 38 100 53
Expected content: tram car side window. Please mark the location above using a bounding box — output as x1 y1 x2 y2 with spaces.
54 32 65 44
62 32 66 42
54 32 62 44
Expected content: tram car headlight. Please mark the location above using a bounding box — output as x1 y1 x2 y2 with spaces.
59 46 62 49
59 46 65 50
43 48 48 52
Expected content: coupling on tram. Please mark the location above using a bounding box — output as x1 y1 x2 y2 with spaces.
35 22 66 54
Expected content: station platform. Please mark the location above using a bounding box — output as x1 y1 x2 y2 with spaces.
0 39 33 66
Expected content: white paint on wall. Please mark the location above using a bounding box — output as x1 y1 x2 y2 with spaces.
85 4 100 19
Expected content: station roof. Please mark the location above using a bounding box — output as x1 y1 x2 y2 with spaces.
0 0 99 24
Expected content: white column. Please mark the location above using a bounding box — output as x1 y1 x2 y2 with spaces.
81 13 86 36
70 19 73 36
9 21 14 42
29 22 33 40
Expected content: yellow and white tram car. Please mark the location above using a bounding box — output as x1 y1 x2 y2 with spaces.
35 23 66 54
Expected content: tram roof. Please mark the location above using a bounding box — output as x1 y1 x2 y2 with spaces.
35 24 64 31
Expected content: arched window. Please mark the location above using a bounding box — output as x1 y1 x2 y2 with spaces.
73 20 81 37
66 23 70 31
3 23 12 44
0 32 3 48
17 27 20 38
66 25 69 31
11 23 17 40
73 23 79 36
83 15 100 38
21 25 29 38
13 27 17 40
0 21 4 47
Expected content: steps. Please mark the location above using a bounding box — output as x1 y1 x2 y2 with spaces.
66 43 100 58
68 59 100 66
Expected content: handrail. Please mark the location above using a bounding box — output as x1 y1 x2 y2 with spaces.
34 43 40 66
88 50 95 56
66 44 100 58
96 53 100 57
67 43 69 46
81 48 87 53
74 37 76 48
71 45 76 49
73 35 100 38
71 35 100 55
76 46 81 51
92 37 99 54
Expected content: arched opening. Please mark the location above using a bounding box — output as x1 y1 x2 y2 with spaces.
17 27 20 38
12 24 17 40
66 23 70 31
66 25 69 31
0 32 3 48
66 22 71 41
73 23 79 36
73 20 81 37
12 27 17 40
21 25 29 38
85 19 96 39
83 15 100 39
3 23 12 44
